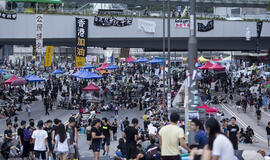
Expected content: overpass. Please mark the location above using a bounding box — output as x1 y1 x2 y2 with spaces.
0 14 270 51
64 0 269 8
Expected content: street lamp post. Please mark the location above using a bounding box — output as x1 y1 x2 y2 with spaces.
167 0 172 109
185 0 198 142
163 0 166 98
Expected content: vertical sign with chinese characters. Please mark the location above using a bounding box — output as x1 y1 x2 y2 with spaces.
44 46 54 67
36 14 43 56
75 17 88 67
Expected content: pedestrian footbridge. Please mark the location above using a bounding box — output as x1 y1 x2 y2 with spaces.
0 14 270 51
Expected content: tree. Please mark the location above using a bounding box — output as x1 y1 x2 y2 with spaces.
268 0 270 10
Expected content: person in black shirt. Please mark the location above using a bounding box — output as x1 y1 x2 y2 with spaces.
266 122 270 146
256 108 262 126
91 119 105 160
227 117 240 150
101 117 112 156
123 118 139 160
4 122 13 143
44 120 55 160
114 138 127 159
17 120 30 159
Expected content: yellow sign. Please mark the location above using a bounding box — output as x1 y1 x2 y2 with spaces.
44 46 54 67
75 47 85 67
75 56 85 68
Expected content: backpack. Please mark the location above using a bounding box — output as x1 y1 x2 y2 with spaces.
145 146 159 160
23 128 31 141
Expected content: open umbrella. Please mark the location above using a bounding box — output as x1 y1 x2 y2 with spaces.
198 61 213 70
81 64 95 69
82 83 100 91
133 57 149 63
52 69 65 74
3 74 13 80
11 79 27 86
0 69 3 74
105 65 119 70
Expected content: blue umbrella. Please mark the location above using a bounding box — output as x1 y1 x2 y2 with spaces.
81 64 95 69
53 69 65 74
26 75 45 82
79 71 103 79
105 65 119 70
133 57 149 63
149 58 164 64
0 69 3 74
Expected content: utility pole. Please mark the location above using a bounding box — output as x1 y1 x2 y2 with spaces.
167 0 172 109
163 0 166 98
186 0 198 143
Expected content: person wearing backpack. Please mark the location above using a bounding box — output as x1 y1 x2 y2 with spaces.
17 120 30 159
27 120 36 160
145 137 160 160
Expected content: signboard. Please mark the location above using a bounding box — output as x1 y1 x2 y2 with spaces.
44 46 54 67
75 52 86 68
36 14 43 55
175 19 190 29
75 17 88 67
0 11 17 20
75 17 88 57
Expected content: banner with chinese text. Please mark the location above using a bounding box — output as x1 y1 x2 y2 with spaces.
44 46 54 67
75 17 88 57
75 47 86 67
36 14 43 55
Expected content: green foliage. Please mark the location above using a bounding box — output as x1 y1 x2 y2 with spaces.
267 0 270 10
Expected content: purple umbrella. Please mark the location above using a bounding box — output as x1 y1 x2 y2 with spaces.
11 79 27 86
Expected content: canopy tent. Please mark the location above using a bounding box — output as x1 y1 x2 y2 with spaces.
105 65 119 70
11 79 27 86
198 104 218 113
82 83 100 91
25 75 45 82
6 0 62 4
198 56 210 62
212 58 222 61
149 58 163 64
121 56 136 63
71 70 86 77
222 56 231 61
52 69 65 74
198 61 213 70
78 71 103 79
4 75 19 84
96 62 110 71
208 63 225 70
81 64 95 69
133 57 149 63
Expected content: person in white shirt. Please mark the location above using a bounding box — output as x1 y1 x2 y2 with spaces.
190 117 235 160
32 120 49 160
54 124 70 160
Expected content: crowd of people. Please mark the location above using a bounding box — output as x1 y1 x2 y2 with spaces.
1 60 270 160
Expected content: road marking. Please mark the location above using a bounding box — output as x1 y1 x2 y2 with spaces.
262 110 270 119
221 104 267 143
